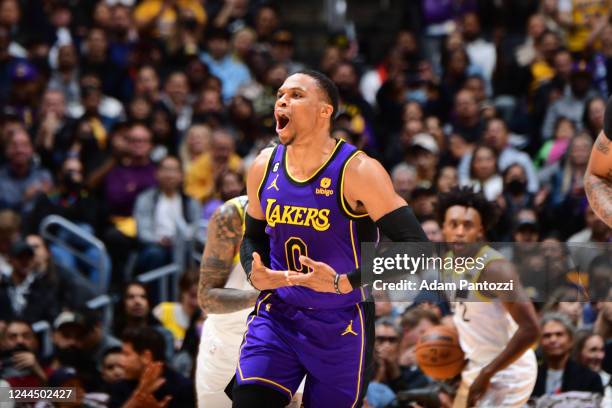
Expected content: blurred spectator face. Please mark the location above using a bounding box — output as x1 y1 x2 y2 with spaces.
399 119 423 148
233 28 256 60
465 76 486 103
266 63 289 89
196 88 223 114
471 146 497 181
0 210 19 255
578 334 605 373
568 134 592 167
411 191 437 219
93 2 111 29
402 101 423 122
425 116 444 147
85 28 108 60
436 166 458 193
553 51 573 80
128 96 152 121
375 324 400 360
127 125 153 161
483 119 508 152
2 321 37 351
557 301 582 326
185 58 209 90
454 90 478 121
0 0 19 27
503 164 527 195
586 97 606 131
110 5 131 36
25 234 49 272
541 320 573 360
57 44 77 71
331 63 358 94
151 109 173 141
40 90 66 118
157 157 182 192
125 284 149 320
164 72 189 106
447 49 468 77
448 133 470 160
180 281 198 318
538 32 560 63
422 219 443 242
462 13 481 41
53 322 84 351
320 46 342 74
82 86 102 114
101 351 125 383
602 25 612 54
255 6 278 39
61 157 84 190
208 36 229 60
6 130 33 168
9 248 35 281
185 125 211 157
211 131 235 165
445 31 464 54
229 96 254 120
219 171 245 201
135 66 159 99
121 342 148 380
391 165 416 202
395 30 418 57
527 14 546 39
553 117 575 140
110 126 129 158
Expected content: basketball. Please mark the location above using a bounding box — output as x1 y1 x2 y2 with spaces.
415 325 465 380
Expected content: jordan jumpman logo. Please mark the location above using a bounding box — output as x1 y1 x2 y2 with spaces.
341 320 358 336
267 174 280 191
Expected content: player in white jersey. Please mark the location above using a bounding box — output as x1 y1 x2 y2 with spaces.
196 195 259 407
436 187 540 407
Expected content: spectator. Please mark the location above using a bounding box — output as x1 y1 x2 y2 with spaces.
391 163 417 202
532 312 603 397
421 216 443 243
160 71 192 135
462 12 496 86
398 308 439 390
406 133 439 189
200 27 251 102
537 116 576 168
200 169 245 223
185 128 242 202
0 129 53 212
594 301 612 374
449 88 483 143
101 346 125 385
459 117 539 193
0 240 60 323
47 43 81 109
0 209 20 275
133 0 206 43
270 29 305 75
573 331 610 390
543 287 585 327
133 65 161 104
153 270 200 350
133 155 200 274
515 14 547 67
0 320 50 387
178 124 211 172
587 256 612 301
558 0 609 53
112 282 174 360
461 144 502 201
110 327 195 407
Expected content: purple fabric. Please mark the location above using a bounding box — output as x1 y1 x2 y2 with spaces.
422 0 477 25
236 292 366 405
259 139 367 310
103 163 157 216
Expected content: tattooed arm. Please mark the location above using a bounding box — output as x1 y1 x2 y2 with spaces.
584 131 612 227
198 202 259 314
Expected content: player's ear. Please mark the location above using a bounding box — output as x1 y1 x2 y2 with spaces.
320 102 333 120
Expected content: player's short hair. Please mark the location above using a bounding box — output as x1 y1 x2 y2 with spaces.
435 186 499 232
540 312 576 339
296 69 339 123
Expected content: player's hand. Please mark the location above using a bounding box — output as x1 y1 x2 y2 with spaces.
467 368 493 407
287 256 350 293
250 252 299 290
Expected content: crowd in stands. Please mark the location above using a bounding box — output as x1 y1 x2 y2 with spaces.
0 0 611 406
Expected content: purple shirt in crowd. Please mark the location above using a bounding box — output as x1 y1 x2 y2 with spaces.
103 163 157 216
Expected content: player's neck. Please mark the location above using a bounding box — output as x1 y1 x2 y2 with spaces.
285 133 336 179
546 353 569 370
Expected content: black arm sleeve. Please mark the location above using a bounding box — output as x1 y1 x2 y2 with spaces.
347 206 431 288
240 213 270 275
605 95 612 140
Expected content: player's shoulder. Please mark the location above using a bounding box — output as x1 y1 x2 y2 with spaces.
344 151 389 183
248 146 276 176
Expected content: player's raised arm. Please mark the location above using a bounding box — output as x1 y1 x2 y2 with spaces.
466 259 540 405
585 96 612 227
198 202 259 314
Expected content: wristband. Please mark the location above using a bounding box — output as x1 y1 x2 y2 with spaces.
334 273 342 294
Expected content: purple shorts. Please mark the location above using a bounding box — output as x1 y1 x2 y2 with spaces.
235 291 374 407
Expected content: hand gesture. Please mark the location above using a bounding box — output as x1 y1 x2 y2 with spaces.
126 362 172 408
249 252 299 290
287 256 340 293
12 351 38 370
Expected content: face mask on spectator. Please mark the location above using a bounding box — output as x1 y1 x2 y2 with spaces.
506 179 527 195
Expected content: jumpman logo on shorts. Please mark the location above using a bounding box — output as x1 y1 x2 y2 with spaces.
341 320 358 336
267 174 280 191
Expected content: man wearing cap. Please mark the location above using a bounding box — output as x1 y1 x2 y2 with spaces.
407 133 440 189
0 240 59 323
270 30 304 74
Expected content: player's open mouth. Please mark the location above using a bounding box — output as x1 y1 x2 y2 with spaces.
276 113 290 131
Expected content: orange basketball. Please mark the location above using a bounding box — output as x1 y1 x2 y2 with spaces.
415 325 465 380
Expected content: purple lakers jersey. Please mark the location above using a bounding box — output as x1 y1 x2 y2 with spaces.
258 138 378 309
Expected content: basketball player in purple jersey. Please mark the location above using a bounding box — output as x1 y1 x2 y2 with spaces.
230 70 429 408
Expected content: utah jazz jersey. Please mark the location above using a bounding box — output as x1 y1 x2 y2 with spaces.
258 138 377 309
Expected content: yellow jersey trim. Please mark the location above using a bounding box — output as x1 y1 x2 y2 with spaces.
340 150 369 219
349 220 359 268
256 148 275 203
237 293 293 399
350 304 365 408
283 139 344 183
